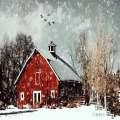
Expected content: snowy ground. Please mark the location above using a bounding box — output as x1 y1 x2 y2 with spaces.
0 105 120 120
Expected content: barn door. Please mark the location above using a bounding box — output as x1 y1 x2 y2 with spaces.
33 91 41 104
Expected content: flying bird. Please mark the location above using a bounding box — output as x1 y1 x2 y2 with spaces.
48 22 51 26
44 19 47 22
52 21 55 24
40 14 43 18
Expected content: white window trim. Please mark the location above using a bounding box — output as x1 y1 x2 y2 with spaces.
35 72 40 85
20 92 24 101
51 90 55 98
33 91 42 104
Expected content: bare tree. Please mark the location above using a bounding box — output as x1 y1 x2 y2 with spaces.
87 31 113 109
76 32 90 90
76 27 113 108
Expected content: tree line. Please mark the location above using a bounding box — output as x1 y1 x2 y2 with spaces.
76 26 120 115
0 33 35 106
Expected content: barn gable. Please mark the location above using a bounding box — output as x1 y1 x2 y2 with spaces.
14 49 60 85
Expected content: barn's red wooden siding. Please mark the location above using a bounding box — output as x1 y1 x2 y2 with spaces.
15 50 59 108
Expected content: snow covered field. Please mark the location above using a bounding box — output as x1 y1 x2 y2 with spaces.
0 105 120 120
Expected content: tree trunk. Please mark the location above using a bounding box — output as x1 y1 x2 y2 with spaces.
90 88 94 103
104 92 107 110
97 92 99 105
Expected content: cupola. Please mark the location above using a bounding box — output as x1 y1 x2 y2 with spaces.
48 41 56 54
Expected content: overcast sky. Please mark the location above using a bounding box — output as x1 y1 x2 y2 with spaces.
0 0 120 70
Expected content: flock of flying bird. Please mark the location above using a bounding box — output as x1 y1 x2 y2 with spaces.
40 14 55 26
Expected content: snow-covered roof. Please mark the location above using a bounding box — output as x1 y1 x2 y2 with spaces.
14 48 81 85
39 49 56 61
39 49 81 81
49 59 81 81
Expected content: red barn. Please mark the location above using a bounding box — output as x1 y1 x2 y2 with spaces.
14 49 59 108
14 41 82 108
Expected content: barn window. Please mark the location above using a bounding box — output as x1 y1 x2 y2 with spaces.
51 90 55 98
20 92 24 101
35 72 40 85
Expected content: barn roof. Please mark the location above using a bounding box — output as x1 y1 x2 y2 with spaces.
40 49 56 61
14 48 81 85
49 60 81 81
39 49 81 82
